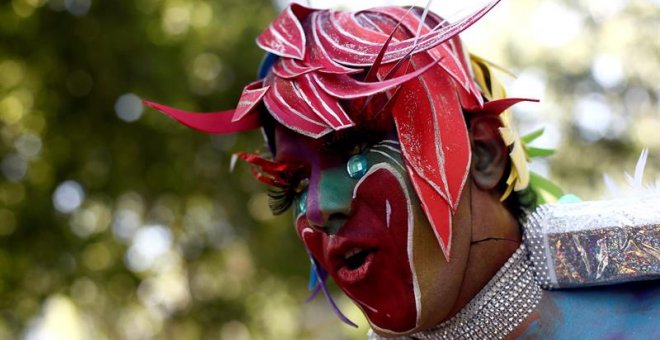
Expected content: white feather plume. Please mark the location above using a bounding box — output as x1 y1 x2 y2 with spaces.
603 148 658 198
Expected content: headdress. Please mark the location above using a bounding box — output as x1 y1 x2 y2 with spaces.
144 0 549 261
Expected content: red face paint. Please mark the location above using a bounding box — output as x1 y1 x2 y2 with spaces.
299 165 417 332
274 125 430 333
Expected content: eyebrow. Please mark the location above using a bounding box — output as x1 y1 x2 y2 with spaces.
321 128 371 152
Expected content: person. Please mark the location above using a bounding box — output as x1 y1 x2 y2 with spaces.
144 2 659 338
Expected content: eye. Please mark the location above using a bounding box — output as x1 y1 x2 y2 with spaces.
267 177 309 215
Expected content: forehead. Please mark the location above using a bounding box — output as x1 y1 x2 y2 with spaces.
274 124 321 154
273 124 390 163
273 125 342 165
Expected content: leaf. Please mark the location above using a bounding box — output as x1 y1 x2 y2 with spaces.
529 171 564 201
231 80 270 122
142 100 260 134
391 55 472 260
470 97 539 116
314 55 441 99
256 4 307 59
262 76 332 138
272 58 321 79
314 0 501 66
521 128 545 144
526 146 555 158
362 11 405 82
295 74 354 130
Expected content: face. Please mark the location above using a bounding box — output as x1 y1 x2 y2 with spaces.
273 125 473 335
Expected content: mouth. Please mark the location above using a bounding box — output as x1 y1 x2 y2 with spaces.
336 247 377 284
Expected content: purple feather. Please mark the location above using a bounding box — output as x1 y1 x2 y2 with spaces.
305 249 358 328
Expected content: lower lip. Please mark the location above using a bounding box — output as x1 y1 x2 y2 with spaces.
337 251 376 284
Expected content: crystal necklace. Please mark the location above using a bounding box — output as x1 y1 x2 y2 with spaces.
367 245 543 340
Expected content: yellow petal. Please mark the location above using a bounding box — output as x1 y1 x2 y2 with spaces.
499 127 515 146
510 142 530 190
471 60 492 100
500 167 517 201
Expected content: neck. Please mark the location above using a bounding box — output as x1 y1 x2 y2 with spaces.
449 183 522 318
415 245 542 339
368 245 543 340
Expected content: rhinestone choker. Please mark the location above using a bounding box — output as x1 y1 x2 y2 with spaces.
367 245 543 340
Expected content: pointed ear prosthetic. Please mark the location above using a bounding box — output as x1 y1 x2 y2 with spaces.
469 115 509 190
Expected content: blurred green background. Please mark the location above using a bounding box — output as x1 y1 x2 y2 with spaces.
0 0 657 339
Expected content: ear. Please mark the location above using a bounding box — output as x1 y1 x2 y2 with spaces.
469 115 508 190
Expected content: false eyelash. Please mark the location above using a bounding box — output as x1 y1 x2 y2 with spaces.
267 177 309 215
268 186 294 215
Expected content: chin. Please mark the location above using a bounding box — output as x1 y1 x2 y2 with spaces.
338 253 419 334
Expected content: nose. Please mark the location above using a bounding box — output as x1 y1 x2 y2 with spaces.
304 166 353 234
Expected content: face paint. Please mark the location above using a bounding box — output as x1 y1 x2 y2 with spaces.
300 161 417 331
275 125 472 335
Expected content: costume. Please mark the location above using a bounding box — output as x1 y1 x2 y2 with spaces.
144 1 659 338
368 244 544 339
368 195 660 339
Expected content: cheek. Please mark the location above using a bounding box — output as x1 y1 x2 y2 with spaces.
407 184 472 330
353 174 410 249
348 166 419 332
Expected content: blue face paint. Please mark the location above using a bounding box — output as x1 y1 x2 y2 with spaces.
297 190 308 216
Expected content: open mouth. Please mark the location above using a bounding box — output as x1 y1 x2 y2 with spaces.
337 248 377 283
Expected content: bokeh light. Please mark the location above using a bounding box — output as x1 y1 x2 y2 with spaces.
592 54 624 89
125 224 173 272
24 295 89 340
15 133 43 159
114 93 144 122
1 154 28 182
64 0 91 16
52 180 85 213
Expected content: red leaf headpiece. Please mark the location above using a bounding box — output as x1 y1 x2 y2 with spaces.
145 1 531 260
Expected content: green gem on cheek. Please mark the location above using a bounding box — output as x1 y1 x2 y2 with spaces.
346 154 368 179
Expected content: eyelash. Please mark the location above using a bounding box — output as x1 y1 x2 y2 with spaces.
267 187 293 215
267 177 308 215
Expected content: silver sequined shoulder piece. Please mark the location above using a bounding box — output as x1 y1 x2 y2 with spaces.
523 195 660 289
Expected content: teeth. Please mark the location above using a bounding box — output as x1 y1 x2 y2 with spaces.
344 248 363 260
